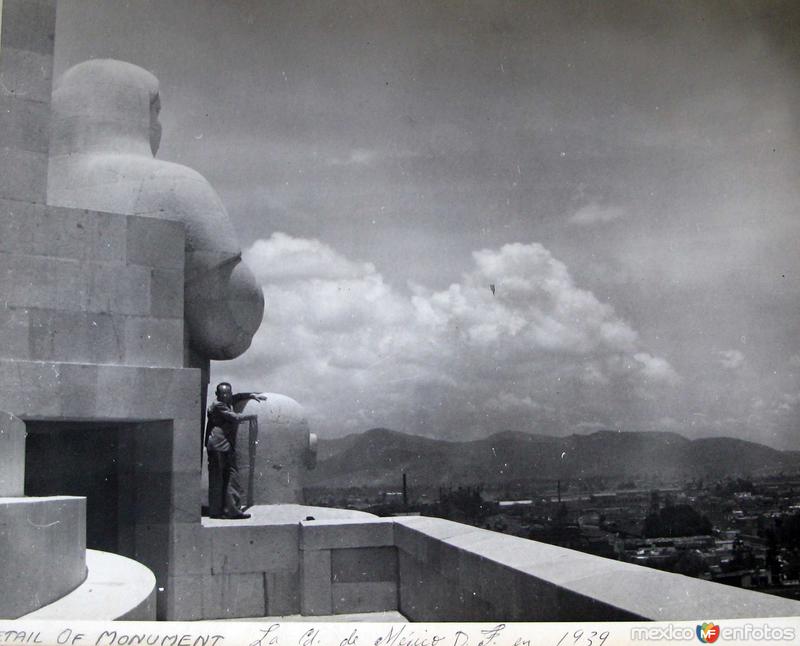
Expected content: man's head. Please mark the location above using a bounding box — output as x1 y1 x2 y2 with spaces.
215 382 233 404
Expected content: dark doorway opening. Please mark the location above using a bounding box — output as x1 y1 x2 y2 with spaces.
25 422 124 553
23 420 173 564
23 418 175 619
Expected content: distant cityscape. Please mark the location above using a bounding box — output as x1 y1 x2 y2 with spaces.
307 433 800 602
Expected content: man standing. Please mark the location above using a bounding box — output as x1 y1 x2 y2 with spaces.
205 382 266 519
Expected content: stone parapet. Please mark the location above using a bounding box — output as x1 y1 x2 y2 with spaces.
135 509 800 620
299 518 398 617
393 516 800 621
166 506 381 620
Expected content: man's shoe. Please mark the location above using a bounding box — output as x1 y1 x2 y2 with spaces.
223 512 251 520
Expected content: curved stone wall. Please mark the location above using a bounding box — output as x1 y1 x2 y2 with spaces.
0 496 86 618
23 549 156 620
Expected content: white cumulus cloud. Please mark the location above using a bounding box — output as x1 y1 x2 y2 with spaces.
244 233 376 282
634 352 681 384
216 234 679 438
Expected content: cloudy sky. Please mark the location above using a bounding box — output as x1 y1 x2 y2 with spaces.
56 1 800 448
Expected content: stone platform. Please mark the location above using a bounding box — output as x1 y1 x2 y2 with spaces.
22 549 156 620
171 505 385 620
190 509 800 622
201 504 375 528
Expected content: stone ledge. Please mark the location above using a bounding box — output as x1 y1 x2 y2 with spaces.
393 516 800 621
0 359 200 421
300 518 394 551
22 549 156 620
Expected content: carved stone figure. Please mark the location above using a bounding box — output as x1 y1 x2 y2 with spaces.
235 393 318 505
48 59 263 362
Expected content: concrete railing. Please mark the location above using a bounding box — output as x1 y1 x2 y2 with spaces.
299 515 800 621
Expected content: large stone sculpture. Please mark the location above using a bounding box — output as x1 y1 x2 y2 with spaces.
48 59 263 362
234 393 318 506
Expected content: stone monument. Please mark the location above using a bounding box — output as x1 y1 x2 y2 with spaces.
0 0 328 619
235 393 318 507
0 0 165 619
4 0 800 626
47 59 264 368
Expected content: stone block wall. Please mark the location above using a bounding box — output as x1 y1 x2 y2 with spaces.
0 496 86 617
0 360 201 619
167 521 302 620
0 0 209 622
393 516 800 621
300 519 398 616
23 549 157 621
0 0 56 204
0 200 186 368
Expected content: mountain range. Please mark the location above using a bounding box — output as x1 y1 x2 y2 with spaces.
308 428 800 489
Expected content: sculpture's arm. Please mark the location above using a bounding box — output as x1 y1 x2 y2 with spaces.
134 164 265 361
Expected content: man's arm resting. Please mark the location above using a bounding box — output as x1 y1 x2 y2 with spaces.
232 392 268 404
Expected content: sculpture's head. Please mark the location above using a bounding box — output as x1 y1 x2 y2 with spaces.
51 59 162 157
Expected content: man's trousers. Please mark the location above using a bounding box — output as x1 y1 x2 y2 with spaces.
207 449 241 517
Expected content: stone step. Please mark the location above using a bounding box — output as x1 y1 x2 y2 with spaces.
22 549 156 620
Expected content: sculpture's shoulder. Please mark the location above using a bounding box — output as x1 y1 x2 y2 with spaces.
134 159 224 210
74 153 221 205
48 152 151 214
49 152 239 253
130 160 227 219
139 158 212 187
133 159 237 252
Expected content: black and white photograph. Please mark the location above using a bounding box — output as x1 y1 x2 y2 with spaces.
2 0 800 633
